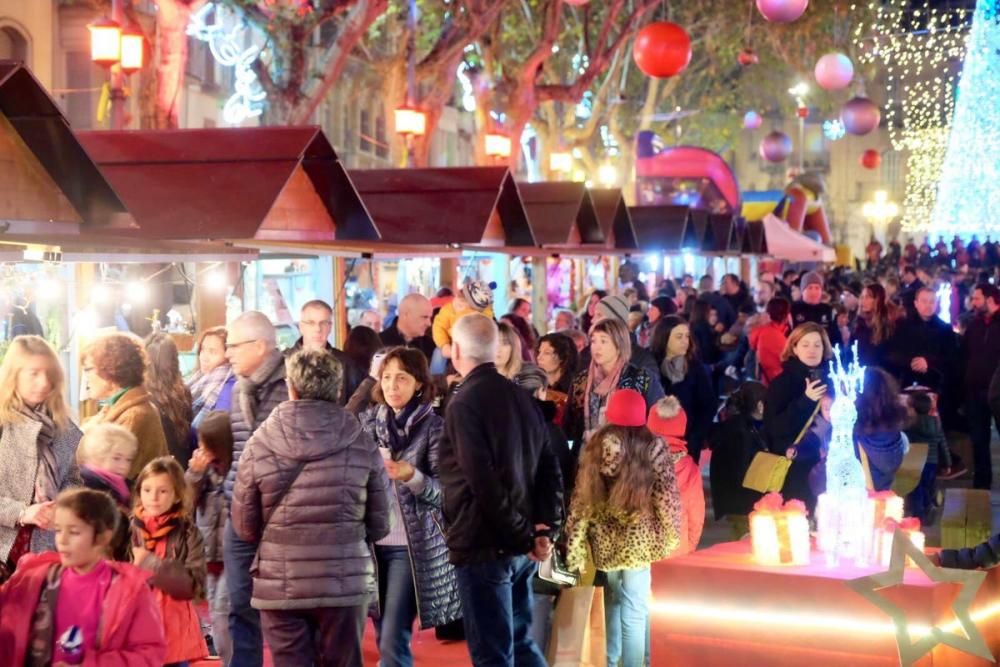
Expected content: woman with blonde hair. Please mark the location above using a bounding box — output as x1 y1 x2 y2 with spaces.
83 332 168 478
145 332 194 468
763 322 834 510
495 321 525 380
0 335 82 576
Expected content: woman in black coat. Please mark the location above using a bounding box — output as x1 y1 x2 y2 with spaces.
651 316 717 464
358 347 461 665
763 323 834 512
708 382 768 533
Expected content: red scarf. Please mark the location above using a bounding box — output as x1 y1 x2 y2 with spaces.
133 506 182 555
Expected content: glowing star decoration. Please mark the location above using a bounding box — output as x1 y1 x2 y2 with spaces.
816 343 871 567
187 3 266 125
847 529 993 666
823 119 846 141
932 0 1000 239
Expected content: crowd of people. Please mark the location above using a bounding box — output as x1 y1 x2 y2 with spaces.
0 239 1000 665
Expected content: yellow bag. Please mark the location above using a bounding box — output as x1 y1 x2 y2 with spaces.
743 452 793 493
546 586 607 667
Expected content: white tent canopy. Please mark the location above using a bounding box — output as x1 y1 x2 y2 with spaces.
763 213 836 262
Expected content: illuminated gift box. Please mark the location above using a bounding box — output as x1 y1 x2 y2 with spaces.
879 518 926 567
866 490 905 564
749 492 810 566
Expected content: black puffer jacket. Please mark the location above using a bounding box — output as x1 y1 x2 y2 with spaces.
439 363 564 565
225 350 288 500
231 399 391 610
939 533 1000 570
359 403 461 628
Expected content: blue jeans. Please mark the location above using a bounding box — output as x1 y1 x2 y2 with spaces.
601 567 651 667
224 519 262 667
455 555 547 667
375 545 419 667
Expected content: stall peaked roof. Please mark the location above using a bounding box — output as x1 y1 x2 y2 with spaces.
629 205 700 252
589 188 638 251
517 182 604 248
0 61 134 233
347 167 534 248
77 126 375 242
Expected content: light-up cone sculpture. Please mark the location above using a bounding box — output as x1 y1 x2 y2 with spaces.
816 343 873 566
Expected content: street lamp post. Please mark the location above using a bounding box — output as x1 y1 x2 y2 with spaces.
485 132 512 166
862 190 899 246
394 106 426 167
89 0 144 130
788 82 809 173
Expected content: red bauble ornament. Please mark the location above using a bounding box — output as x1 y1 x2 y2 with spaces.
860 149 881 169
738 48 759 67
796 106 809 119
633 22 692 79
760 131 793 163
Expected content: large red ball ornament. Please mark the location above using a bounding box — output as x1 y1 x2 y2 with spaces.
841 96 881 136
760 131 793 163
861 149 881 169
756 0 809 23
633 22 692 79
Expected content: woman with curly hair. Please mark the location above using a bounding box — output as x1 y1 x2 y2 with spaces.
855 367 910 492
83 332 168 479
145 332 195 469
563 389 681 666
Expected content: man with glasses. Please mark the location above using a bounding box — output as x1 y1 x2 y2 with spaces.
223 310 289 667
286 299 364 405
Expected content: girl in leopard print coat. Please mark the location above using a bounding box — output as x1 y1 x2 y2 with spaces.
563 388 682 667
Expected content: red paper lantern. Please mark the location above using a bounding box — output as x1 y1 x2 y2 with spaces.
633 22 692 79
860 149 881 169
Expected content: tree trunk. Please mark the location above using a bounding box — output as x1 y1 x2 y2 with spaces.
154 0 203 129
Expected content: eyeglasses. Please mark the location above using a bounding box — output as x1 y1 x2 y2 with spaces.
300 320 333 328
82 366 95 373
225 339 258 351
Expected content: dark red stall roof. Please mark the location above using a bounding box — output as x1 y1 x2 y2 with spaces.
516 182 604 249
347 167 534 249
629 206 701 252
589 188 638 251
76 126 375 242
0 60 134 233
702 213 737 254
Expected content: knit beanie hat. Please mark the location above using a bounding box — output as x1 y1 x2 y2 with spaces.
646 395 688 439
605 389 647 427
461 280 495 311
800 271 824 290
596 295 630 325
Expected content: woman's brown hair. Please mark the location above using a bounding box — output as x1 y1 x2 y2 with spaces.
588 317 632 367
571 424 658 519
780 322 834 363
856 367 910 434
371 347 435 406
134 456 191 516
56 487 119 539
0 335 70 430
83 332 148 389
197 410 234 473
144 333 193 444
862 283 900 345
196 326 227 355
650 315 697 367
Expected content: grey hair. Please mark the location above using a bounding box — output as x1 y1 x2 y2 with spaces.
231 311 277 347
285 349 343 402
398 293 430 314
77 423 138 466
452 313 498 364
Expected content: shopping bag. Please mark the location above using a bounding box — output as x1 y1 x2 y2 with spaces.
743 451 792 493
546 586 607 667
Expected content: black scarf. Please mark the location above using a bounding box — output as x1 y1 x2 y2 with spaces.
376 396 431 455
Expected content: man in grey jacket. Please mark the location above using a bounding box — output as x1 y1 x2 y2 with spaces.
223 311 289 667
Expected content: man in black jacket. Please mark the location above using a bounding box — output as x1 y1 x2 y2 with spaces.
379 293 435 360
287 299 365 404
439 313 563 667
791 271 838 344
886 287 958 393
963 284 1000 489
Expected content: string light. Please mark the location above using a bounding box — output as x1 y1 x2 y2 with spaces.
855 1 972 234
931 0 1000 238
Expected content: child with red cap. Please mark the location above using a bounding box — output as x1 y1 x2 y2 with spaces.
563 389 682 667
647 396 706 555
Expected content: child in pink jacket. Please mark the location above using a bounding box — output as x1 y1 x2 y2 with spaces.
0 488 166 666
647 396 706 554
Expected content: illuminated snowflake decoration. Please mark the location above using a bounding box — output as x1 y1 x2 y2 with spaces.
187 3 267 125
823 119 846 141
